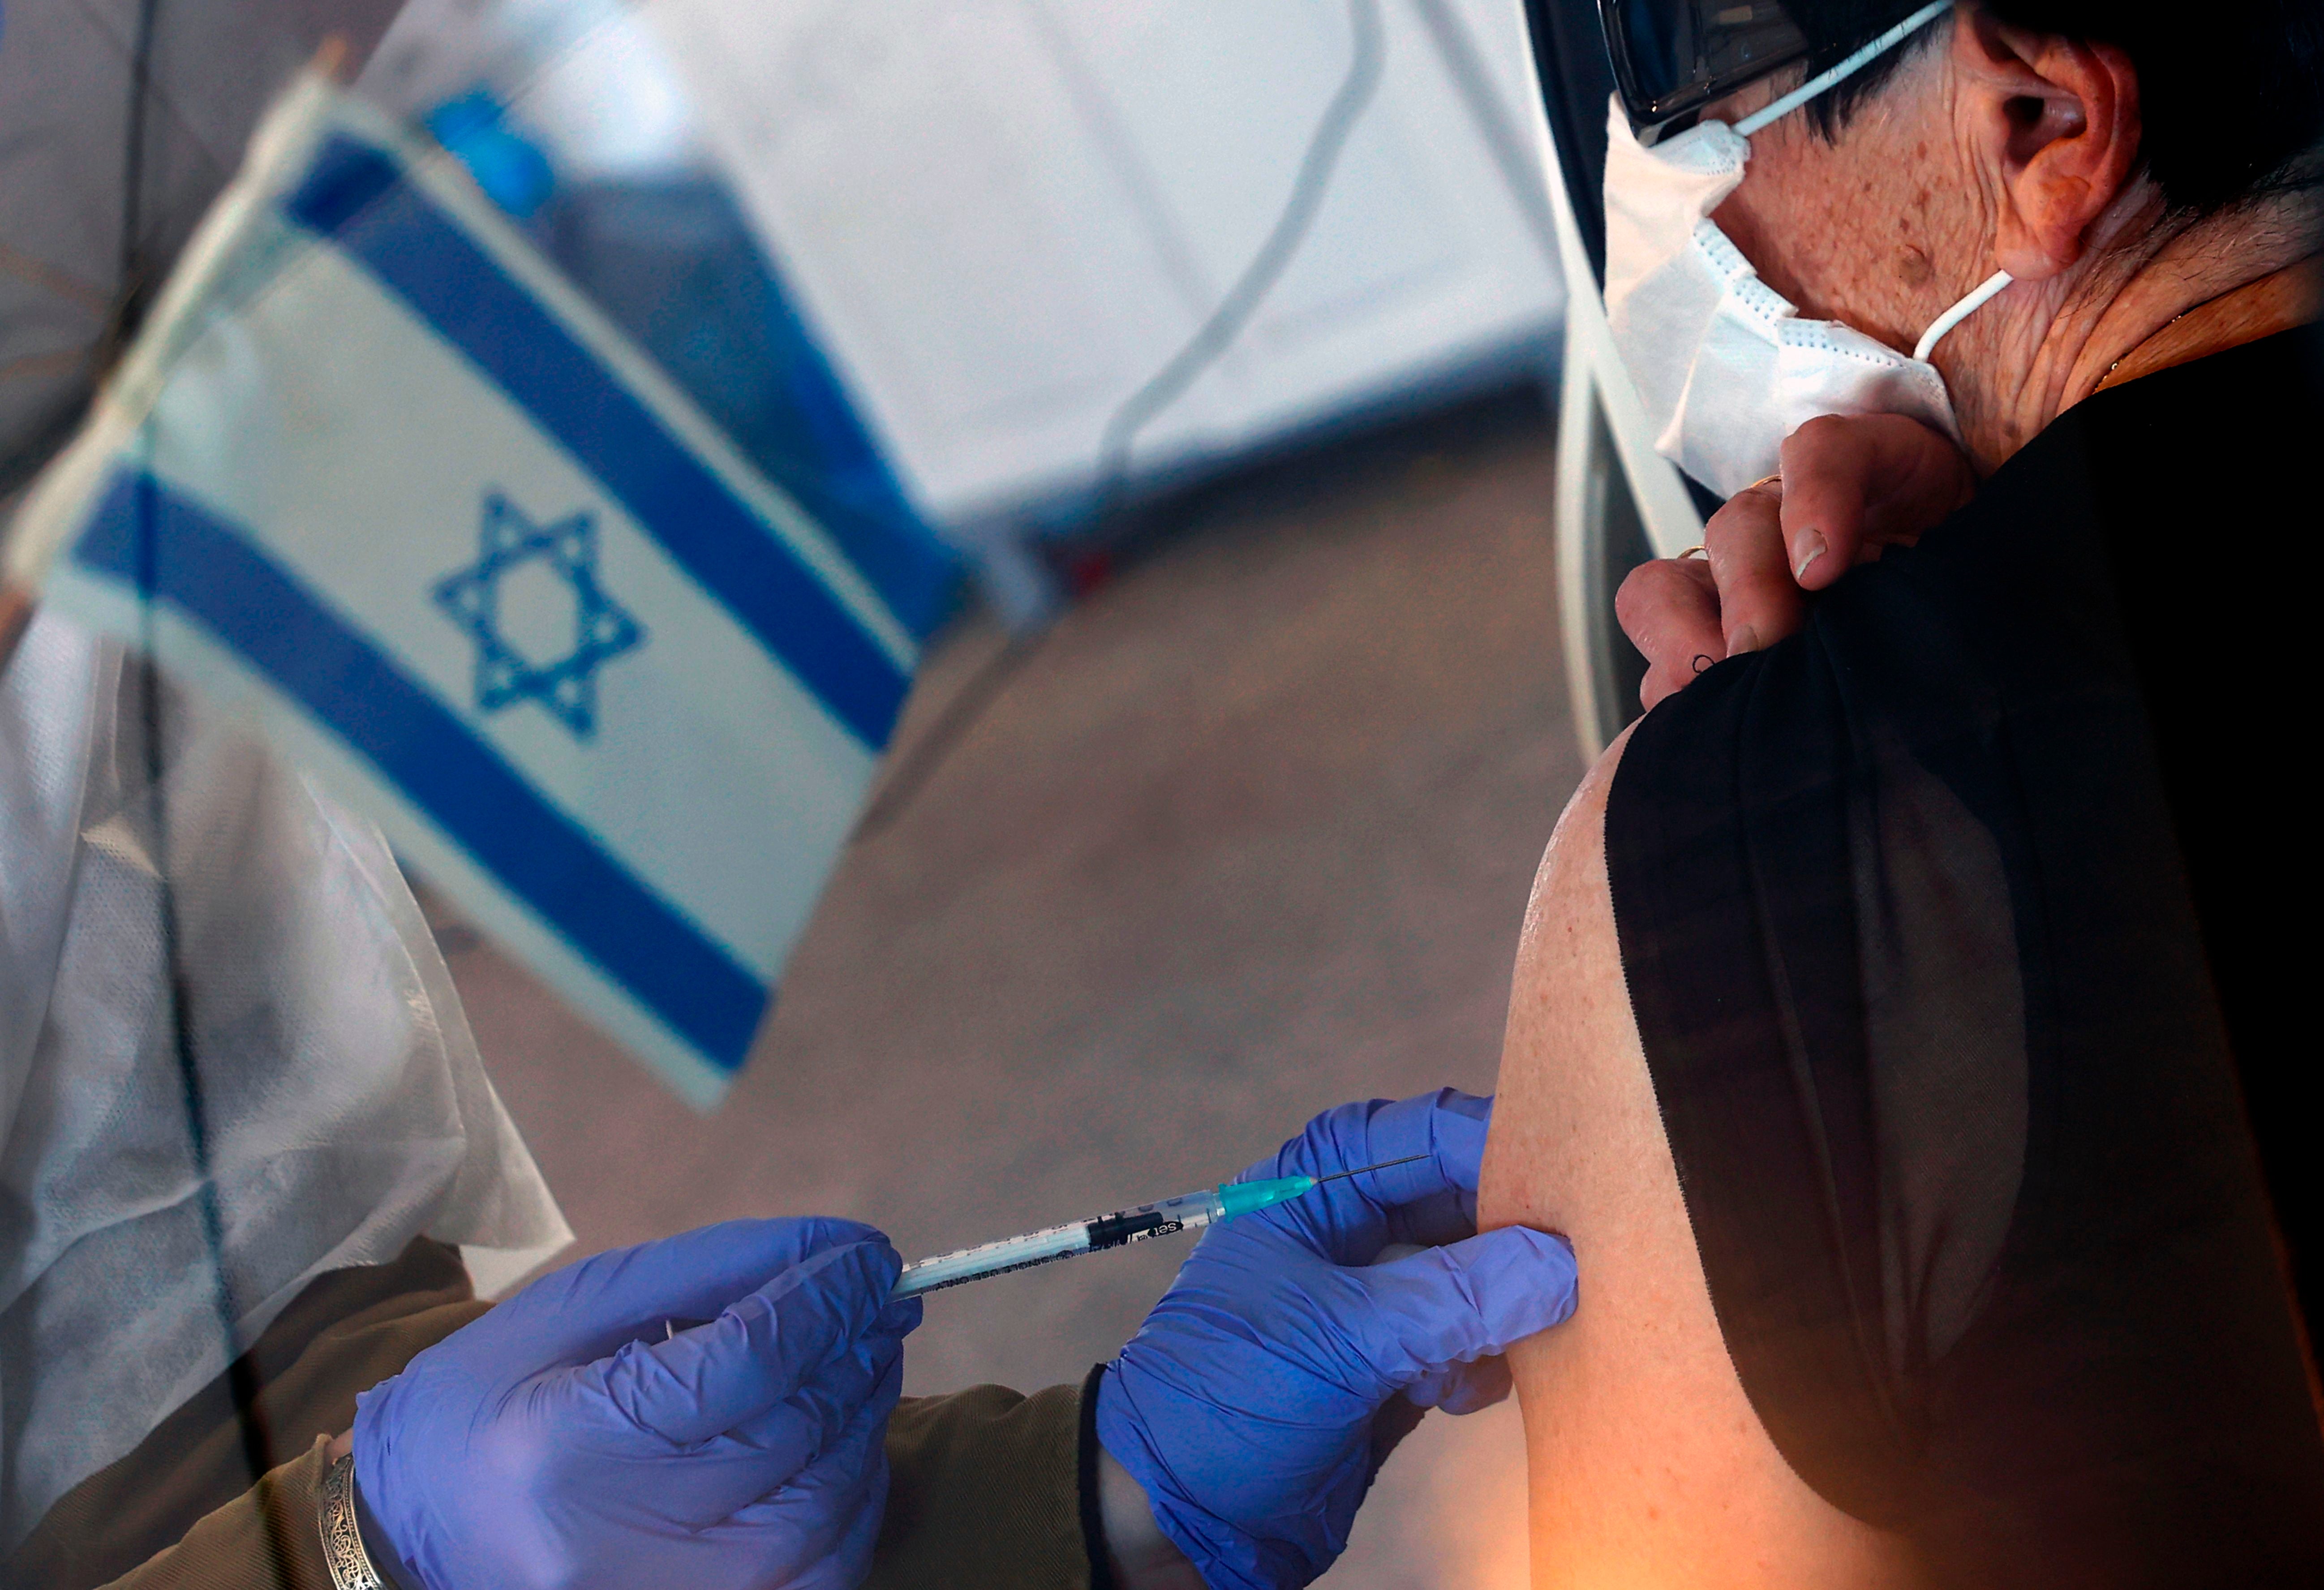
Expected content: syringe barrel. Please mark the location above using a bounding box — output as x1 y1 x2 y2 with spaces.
891 1188 1229 1298
893 1219 1091 1298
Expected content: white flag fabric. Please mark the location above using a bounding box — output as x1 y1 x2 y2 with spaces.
5 75 919 1107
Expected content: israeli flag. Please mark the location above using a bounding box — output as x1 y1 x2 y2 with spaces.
6 76 917 1106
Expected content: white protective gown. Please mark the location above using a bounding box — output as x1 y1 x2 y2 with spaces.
0 608 569 1552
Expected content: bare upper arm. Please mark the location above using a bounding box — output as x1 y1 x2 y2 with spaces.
1478 729 1923 1589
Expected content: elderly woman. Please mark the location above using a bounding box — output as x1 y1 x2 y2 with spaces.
1485 0 2321 1585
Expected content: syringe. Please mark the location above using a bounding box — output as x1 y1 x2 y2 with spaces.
891 1154 1429 1298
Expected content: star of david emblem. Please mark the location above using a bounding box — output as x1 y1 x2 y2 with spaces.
433 491 645 739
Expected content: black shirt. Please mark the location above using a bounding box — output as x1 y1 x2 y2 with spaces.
1606 327 2324 1586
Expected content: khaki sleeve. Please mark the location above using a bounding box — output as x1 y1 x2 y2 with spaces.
95 1436 337 1590
33 1231 1095 1590
868 1381 1095 1590
89 1385 1097 1590
13 1238 485 1590
89 1386 1099 1590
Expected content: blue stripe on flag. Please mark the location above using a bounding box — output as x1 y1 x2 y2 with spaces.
282 134 909 753
77 470 769 1074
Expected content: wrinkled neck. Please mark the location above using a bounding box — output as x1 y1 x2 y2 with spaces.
1953 202 2322 471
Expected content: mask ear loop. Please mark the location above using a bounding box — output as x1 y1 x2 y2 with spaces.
1733 0 1953 137
1914 268 2014 361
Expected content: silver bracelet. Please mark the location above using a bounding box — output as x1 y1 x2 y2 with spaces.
318 1453 387 1590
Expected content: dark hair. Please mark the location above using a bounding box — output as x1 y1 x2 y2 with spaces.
1800 1 2324 217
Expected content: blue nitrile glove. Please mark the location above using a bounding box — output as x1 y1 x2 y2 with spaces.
1095 1089 1577 1590
353 1217 921 1590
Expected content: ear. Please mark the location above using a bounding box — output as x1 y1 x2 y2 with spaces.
1951 8 2143 279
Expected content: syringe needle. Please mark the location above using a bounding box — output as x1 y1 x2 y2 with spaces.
1310 1152 1430 1185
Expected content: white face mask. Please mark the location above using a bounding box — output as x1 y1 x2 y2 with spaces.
1600 5 2011 497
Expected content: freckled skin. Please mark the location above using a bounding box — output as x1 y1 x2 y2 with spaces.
1710 41 1989 367
1704 13 2317 470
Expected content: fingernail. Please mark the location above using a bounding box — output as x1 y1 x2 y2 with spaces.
1792 531 1828 582
1727 624 1761 655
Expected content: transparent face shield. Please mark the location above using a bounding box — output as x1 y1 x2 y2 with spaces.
0 0 794 1556
3 0 988 1560
2 3 1562 1581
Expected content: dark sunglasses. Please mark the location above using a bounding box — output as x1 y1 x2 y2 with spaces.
1598 0 1935 138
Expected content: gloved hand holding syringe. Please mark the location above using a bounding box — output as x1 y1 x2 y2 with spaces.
358 1090 1575 1590
890 1152 1430 1297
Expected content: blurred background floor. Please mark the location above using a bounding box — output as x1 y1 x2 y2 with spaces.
424 382 1582 1588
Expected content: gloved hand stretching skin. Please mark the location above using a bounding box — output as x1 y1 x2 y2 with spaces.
352 1218 921 1590
1095 1089 1579 1590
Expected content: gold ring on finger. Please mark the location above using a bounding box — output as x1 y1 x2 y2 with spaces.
1747 473 1783 492
1676 544 1708 561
